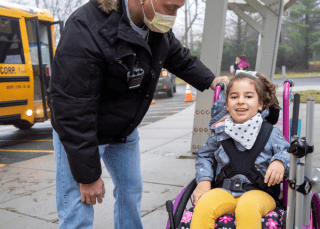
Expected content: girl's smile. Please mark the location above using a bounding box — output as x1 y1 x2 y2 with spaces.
235 108 248 114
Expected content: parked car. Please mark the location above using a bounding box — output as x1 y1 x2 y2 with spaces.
155 69 176 97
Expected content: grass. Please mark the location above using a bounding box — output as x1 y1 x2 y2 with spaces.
309 61 319 65
274 72 320 79
292 90 320 103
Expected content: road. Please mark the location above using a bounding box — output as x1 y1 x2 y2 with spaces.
0 88 195 166
273 77 320 87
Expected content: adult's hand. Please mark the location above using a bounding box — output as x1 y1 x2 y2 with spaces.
80 177 105 205
192 180 211 205
210 76 229 90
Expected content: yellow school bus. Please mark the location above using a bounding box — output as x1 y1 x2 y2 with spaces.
0 2 63 129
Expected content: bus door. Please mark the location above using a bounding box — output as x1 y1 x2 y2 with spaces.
25 17 62 122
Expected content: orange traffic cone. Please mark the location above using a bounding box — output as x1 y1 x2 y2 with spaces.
151 99 155 105
185 83 193 102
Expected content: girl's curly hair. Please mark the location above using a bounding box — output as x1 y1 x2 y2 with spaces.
226 72 279 110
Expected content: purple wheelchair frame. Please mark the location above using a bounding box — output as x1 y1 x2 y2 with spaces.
166 80 320 229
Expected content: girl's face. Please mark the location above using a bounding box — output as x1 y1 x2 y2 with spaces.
226 79 263 124
236 57 240 63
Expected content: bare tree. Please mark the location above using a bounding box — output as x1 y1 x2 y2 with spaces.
226 10 260 53
236 16 242 56
181 0 199 48
8 0 86 42
10 0 30 5
9 0 86 20
39 0 85 22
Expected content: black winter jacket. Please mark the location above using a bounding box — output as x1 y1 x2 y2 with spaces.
48 0 215 184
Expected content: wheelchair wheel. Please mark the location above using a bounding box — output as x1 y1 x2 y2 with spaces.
311 193 320 229
312 198 318 229
173 178 197 228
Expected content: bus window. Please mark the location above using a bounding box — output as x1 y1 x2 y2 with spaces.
0 16 25 64
26 20 51 68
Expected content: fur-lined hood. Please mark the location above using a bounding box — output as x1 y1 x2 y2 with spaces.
93 0 119 13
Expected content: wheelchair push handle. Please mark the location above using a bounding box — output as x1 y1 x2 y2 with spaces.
166 200 175 229
283 80 293 141
284 79 294 87
214 82 226 102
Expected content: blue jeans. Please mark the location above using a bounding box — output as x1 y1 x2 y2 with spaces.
53 128 143 229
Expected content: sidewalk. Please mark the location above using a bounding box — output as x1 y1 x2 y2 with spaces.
1 97 320 229
0 104 197 229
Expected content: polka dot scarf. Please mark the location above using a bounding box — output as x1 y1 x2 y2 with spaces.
225 113 263 150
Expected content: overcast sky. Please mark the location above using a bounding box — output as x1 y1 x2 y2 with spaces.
173 0 206 40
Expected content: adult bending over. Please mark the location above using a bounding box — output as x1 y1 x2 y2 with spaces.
48 0 228 228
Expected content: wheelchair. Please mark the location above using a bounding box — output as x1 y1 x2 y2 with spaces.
165 79 320 229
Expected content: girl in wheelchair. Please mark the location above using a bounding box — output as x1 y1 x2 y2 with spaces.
190 72 290 229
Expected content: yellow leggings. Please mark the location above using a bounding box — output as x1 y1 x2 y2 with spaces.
190 188 276 229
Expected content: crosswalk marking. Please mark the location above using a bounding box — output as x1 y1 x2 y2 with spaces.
146 110 180 114
0 139 52 142
144 115 170 118
0 149 54 153
148 106 190 110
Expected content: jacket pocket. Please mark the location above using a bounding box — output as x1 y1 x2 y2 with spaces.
56 56 102 98
86 63 103 97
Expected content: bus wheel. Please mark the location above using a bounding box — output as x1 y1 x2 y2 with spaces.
13 120 34 130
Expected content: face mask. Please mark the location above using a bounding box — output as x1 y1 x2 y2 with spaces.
141 0 176 33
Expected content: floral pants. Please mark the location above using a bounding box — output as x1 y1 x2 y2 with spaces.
180 188 283 229
178 207 284 229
